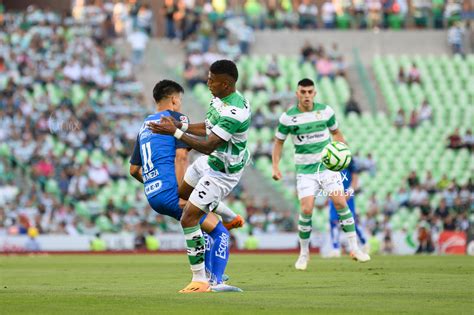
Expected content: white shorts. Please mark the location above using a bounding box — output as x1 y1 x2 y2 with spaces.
186 155 242 212
184 155 210 188
296 169 343 200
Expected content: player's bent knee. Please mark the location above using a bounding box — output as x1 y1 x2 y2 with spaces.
181 202 205 227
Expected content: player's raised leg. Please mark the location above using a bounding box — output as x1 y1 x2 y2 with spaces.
180 158 244 230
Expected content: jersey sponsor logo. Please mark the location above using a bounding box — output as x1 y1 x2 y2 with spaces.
295 132 326 143
230 108 237 115
215 232 229 259
143 169 159 182
291 116 298 123
144 179 162 196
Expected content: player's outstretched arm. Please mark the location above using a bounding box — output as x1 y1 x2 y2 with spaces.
148 119 225 155
330 128 346 144
272 138 285 181
166 116 208 137
184 123 208 137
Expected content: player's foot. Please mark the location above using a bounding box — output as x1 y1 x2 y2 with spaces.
295 253 310 270
222 274 230 282
362 243 370 254
327 249 341 258
350 250 371 263
210 283 243 293
223 215 244 230
178 281 210 293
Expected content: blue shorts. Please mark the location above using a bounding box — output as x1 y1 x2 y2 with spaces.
329 196 356 222
147 188 182 221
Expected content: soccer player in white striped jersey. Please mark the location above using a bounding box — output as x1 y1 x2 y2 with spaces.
272 78 370 270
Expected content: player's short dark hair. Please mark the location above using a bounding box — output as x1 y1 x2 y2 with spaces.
210 59 239 82
298 78 315 87
153 80 184 102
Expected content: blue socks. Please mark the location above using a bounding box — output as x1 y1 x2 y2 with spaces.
330 219 340 250
208 222 230 284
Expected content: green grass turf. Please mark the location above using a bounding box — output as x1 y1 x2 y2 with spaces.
1 254 473 314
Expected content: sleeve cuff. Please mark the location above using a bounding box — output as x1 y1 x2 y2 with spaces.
211 125 232 141
328 122 338 131
275 131 288 140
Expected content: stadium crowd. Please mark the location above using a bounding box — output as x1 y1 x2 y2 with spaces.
164 0 466 38
0 6 150 237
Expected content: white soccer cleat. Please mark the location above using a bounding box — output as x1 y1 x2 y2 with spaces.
350 250 371 263
362 243 371 254
295 253 310 270
210 283 243 293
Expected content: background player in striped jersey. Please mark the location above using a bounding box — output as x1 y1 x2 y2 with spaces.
149 60 251 292
271 78 370 270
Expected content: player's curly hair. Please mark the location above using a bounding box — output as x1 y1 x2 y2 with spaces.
153 80 184 102
210 59 239 82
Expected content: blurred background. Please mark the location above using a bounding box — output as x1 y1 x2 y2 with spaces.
0 0 472 255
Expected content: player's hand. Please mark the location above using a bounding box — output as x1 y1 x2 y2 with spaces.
272 168 282 181
147 118 177 135
161 116 182 129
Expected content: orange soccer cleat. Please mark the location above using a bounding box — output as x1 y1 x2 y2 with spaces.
178 281 210 293
223 215 245 230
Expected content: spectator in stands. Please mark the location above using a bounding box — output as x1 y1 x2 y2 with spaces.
382 192 398 217
397 66 406 84
408 109 419 129
316 55 334 81
136 5 153 35
298 0 318 29
412 0 432 28
322 0 336 29
407 170 420 188
253 109 266 130
265 56 281 80
345 94 362 115
250 71 270 92
444 0 462 26
409 185 429 207
245 0 265 29
394 108 406 128
334 56 347 77
128 28 148 66
367 0 382 29
300 40 314 63
418 99 432 122
437 174 451 191
423 171 438 195
353 0 367 28
416 222 434 253
463 130 474 151
407 63 421 85
163 0 178 40
447 128 463 149
432 0 445 28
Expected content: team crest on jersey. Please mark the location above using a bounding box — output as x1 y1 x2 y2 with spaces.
315 111 322 119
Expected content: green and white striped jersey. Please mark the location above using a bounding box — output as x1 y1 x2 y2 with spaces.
205 91 251 174
276 103 338 174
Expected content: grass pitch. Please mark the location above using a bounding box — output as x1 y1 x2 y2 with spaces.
1 254 473 314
